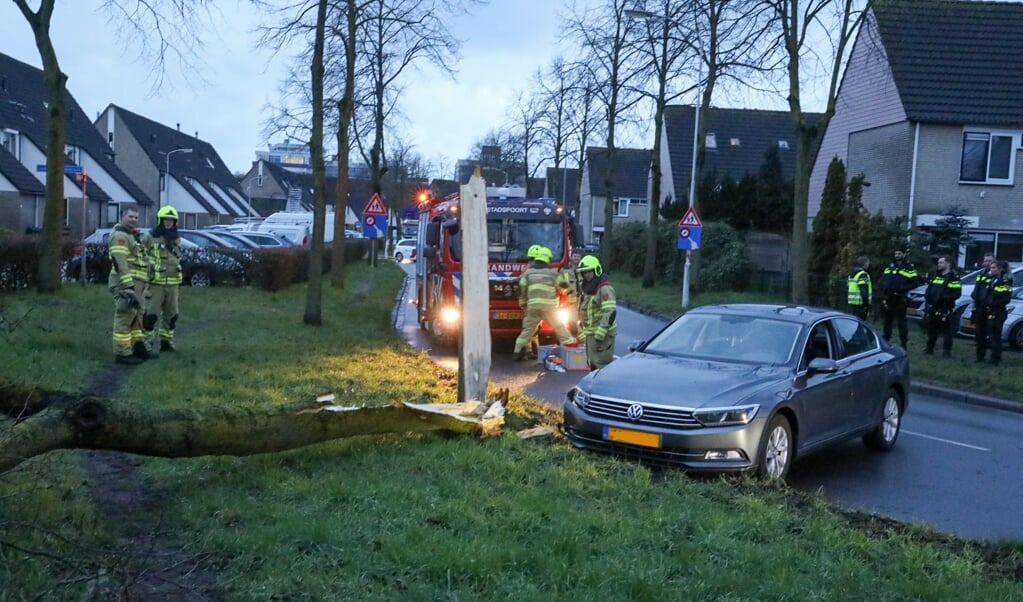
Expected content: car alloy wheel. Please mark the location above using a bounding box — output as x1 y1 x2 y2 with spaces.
863 388 901 451
395 252 404 261
757 415 792 480
190 269 211 287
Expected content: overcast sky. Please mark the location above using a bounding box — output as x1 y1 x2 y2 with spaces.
0 0 597 179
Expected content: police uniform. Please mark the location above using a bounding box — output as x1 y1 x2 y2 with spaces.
923 269 961 356
970 266 994 356
879 255 918 347
108 222 150 362
975 270 1012 365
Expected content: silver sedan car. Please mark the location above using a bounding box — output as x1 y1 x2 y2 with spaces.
958 286 1023 349
563 304 910 480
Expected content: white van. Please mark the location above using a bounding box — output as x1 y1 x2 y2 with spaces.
261 212 337 243
257 223 311 247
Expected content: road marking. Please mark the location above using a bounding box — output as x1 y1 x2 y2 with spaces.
903 430 990 451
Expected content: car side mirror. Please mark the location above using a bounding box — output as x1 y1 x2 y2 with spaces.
807 357 839 373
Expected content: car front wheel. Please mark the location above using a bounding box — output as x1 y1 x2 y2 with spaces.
1010 322 1023 350
756 414 792 481
189 269 211 287
395 252 404 261
863 388 902 451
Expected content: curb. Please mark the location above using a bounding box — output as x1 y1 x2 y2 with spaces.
910 381 1023 414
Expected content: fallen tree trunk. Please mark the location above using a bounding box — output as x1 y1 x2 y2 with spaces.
0 381 504 473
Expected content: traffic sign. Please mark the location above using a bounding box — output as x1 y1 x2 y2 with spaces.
36 164 83 174
362 214 387 239
677 225 702 250
679 207 702 227
363 193 387 216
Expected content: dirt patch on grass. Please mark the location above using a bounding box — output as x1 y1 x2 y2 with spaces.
79 364 225 601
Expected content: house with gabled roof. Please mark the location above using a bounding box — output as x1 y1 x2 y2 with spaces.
238 159 361 226
0 52 152 237
94 104 257 229
809 0 1023 267
662 105 819 208
580 147 653 244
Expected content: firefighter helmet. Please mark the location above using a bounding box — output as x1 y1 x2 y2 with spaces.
533 246 553 264
576 255 603 277
157 205 179 222
526 244 543 260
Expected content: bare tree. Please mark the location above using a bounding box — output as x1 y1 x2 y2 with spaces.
565 0 645 266
11 0 212 293
532 58 577 204
762 0 867 303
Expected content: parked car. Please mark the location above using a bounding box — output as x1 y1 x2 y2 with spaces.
563 304 909 481
957 285 1023 349
235 231 292 247
256 224 310 247
205 230 260 249
64 230 247 287
393 238 417 261
179 229 248 249
906 262 1023 326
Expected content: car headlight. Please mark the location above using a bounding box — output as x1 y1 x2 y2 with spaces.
570 387 590 408
693 405 759 427
440 307 460 324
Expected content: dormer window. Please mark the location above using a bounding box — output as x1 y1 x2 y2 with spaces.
705 133 717 149
729 138 740 147
778 140 790 149
1 129 18 159
65 144 79 165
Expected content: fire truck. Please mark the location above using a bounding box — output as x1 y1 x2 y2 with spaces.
414 186 579 346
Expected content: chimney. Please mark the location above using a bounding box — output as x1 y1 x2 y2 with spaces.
176 123 180 131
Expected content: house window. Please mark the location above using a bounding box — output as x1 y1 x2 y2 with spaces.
960 130 1018 184
778 140 789 149
614 198 630 217
256 174 263 186
1 129 18 159
65 144 79 165
705 133 718 149
624 196 647 206
729 138 740 147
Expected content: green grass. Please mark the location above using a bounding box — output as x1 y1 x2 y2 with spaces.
2 264 1022 599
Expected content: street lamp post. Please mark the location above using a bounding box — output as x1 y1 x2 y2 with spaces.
163 148 193 209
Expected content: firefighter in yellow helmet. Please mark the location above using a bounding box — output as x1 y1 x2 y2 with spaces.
108 205 151 364
577 255 617 370
141 205 183 354
512 245 577 361
556 247 583 309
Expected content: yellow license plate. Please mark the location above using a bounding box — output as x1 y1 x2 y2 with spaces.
604 427 661 448
492 311 522 320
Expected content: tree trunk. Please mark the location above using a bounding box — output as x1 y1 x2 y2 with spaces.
331 0 358 289
304 0 329 325
0 382 503 474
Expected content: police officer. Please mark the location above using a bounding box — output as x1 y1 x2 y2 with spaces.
141 205 183 354
108 206 151 365
846 255 872 320
879 246 918 348
969 252 996 359
512 245 577 361
923 256 962 356
577 255 617 370
976 260 1012 366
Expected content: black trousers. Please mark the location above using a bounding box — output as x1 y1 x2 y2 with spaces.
925 307 955 353
882 295 908 346
979 309 1007 363
974 305 990 359
849 304 869 321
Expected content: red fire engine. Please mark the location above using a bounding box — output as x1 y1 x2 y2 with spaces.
414 186 579 346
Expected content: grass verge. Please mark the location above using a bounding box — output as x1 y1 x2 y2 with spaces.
1 263 1021 599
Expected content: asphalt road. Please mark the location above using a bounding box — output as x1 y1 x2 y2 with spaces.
393 264 1023 542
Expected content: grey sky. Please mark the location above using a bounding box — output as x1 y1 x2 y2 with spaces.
0 0 581 177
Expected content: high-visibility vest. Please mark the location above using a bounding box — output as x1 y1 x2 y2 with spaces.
847 269 871 306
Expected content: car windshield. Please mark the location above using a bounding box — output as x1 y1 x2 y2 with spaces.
643 312 802 365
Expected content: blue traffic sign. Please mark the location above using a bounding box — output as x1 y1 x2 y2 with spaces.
362 214 388 239
36 164 84 174
677 226 702 250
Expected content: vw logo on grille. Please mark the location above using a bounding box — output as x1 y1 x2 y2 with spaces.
626 404 644 420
